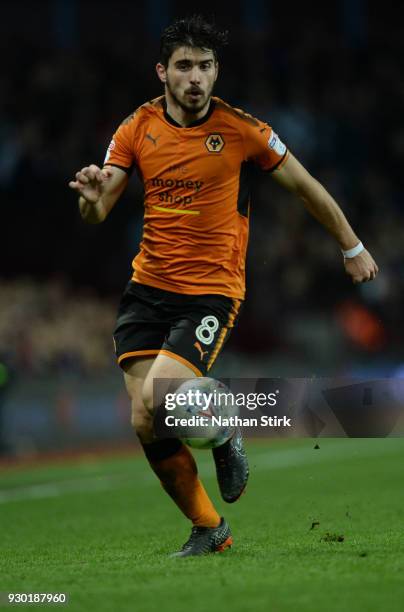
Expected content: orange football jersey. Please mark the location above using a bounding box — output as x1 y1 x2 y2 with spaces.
104 96 289 299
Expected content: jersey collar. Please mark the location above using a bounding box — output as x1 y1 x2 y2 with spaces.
162 97 216 128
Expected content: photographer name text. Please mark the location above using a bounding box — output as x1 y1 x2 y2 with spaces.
165 415 292 427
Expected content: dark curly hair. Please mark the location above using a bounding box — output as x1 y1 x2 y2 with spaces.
160 15 228 67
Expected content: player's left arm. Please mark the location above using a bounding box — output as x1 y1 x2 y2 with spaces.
271 153 379 283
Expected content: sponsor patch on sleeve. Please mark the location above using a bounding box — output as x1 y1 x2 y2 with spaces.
104 139 115 163
268 131 286 156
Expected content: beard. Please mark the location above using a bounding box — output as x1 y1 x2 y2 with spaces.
165 77 215 115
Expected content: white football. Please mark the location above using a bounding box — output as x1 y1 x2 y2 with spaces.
166 377 238 449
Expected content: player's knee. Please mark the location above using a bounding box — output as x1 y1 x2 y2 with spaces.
130 403 154 443
141 383 156 416
132 416 153 444
142 374 178 416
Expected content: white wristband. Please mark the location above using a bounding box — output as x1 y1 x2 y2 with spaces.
342 242 364 258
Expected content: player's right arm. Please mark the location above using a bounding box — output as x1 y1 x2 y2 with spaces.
69 164 128 224
70 109 138 223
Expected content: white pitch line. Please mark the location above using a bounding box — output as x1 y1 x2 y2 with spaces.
0 474 131 504
0 439 402 505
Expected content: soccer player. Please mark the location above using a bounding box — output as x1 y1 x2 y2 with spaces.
69 15 378 557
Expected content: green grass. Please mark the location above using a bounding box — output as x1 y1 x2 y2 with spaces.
1 439 404 611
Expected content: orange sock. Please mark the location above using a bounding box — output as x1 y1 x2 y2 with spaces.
147 444 220 527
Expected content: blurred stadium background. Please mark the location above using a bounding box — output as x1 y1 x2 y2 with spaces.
1 0 403 457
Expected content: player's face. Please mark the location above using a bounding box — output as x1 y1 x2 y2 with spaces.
159 47 218 114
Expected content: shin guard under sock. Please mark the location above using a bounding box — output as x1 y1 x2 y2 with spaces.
142 439 220 528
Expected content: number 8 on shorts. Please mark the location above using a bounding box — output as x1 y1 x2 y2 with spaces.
195 316 219 345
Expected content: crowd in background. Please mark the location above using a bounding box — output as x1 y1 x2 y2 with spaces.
1 1 403 376
0 279 116 377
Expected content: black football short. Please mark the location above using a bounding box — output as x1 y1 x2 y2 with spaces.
113 281 243 376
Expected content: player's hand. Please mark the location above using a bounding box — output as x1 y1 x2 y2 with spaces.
68 164 113 203
344 249 379 284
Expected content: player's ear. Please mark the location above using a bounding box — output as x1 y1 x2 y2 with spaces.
156 63 167 83
214 61 219 82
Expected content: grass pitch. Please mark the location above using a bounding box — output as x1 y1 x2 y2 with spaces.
1 438 404 611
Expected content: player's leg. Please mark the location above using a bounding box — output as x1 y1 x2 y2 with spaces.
161 295 249 504
123 354 219 526
124 352 232 556
141 354 223 528
122 355 155 444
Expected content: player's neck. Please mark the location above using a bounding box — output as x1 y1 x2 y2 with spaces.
164 92 212 127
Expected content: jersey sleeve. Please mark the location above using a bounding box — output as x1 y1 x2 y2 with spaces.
242 115 289 172
103 111 139 174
